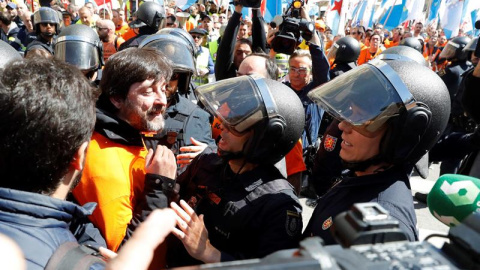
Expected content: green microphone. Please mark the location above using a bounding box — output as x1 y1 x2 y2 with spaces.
427 174 480 227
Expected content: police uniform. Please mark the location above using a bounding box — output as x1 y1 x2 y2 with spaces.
157 95 215 174
304 166 418 245
440 60 473 101
25 35 56 55
170 152 303 265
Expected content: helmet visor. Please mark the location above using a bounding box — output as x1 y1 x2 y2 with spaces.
55 40 100 71
139 36 195 73
195 75 269 136
308 61 407 137
439 41 459 59
327 42 339 62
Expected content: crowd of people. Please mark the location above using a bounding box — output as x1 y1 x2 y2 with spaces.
1 0 480 269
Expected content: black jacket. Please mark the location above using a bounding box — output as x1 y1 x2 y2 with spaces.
304 166 418 245
169 152 302 266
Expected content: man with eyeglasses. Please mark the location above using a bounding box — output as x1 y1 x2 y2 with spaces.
284 7 329 153
25 7 60 56
189 28 215 85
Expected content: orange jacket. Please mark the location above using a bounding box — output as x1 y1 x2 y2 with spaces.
73 132 148 251
357 47 383 65
285 140 306 176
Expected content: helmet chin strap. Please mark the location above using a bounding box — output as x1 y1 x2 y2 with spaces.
341 154 384 172
217 148 245 161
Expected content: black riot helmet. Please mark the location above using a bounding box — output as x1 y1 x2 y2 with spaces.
33 7 61 35
129 1 165 32
156 27 197 56
440 36 471 61
0 40 22 69
196 76 305 164
327 36 360 64
308 59 450 169
399 37 423 53
54 24 104 73
377 45 429 67
139 34 196 96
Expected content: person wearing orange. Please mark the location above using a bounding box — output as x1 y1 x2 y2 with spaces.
72 47 177 270
96 19 124 62
385 26 403 48
112 8 129 36
350 26 367 50
357 33 383 65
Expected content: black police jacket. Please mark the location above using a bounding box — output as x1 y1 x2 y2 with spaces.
303 166 418 245
171 152 303 265
440 60 473 101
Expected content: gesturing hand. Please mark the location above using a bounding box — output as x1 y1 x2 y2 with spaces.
171 200 221 263
176 137 208 167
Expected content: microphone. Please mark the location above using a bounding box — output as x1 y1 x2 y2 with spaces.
427 174 480 227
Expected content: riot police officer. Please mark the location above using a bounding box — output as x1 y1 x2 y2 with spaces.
25 7 60 56
54 24 104 82
157 27 199 101
305 59 450 244
0 40 22 68
139 34 215 173
119 1 165 50
328 36 360 79
168 76 305 266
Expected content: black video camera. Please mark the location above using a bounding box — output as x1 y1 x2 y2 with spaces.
270 15 314 54
232 0 261 8
171 203 480 270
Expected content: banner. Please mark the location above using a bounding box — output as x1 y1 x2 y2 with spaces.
439 0 464 38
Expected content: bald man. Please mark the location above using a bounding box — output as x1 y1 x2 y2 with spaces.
96 19 124 62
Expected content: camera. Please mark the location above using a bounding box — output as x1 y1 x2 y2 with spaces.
171 203 480 270
270 16 314 55
232 0 262 9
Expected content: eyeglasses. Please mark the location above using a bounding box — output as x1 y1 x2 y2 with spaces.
219 16 226 19
191 35 203 39
97 27 108 31
40 22 55 27
289 66 310 75
351 32 358 35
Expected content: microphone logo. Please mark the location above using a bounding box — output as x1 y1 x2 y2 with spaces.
440 180 480 206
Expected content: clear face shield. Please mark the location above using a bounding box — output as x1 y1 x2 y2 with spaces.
195 75 278 136
439 40 460 59
308 59 416 137
327 42 339 62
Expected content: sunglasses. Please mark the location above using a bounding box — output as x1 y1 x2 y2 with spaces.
191 35 203 39
351 32 358 35
289 66 310 75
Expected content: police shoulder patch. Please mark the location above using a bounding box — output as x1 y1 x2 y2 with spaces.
322 216 333 230
285 210 301 236
323 135 338 152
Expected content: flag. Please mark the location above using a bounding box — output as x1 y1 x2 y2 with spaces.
326 0 346 35
262 0 282 22
176 0 196 10
439 0 464 38
427 0 442 23
405 0 425 22
460 0 480 35
378 0 406 30
372 0 395 25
